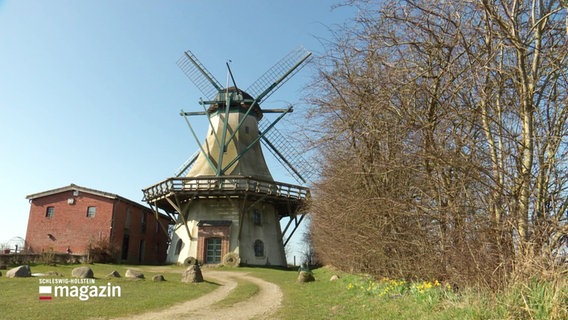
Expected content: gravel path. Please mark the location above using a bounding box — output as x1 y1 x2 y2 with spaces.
112 270 283 320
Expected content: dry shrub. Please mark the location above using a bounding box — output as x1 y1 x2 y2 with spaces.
500 250 568 320
39 249 56 266
87 238 119 263
306 0 568 293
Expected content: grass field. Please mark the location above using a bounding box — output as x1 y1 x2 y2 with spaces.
211 277 259 308
264 266 567 319
1 263 566 319
248 266 486 320
0 263 217 320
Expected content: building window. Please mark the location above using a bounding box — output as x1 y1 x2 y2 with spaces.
86 206 96 218
125 208 131 230
141 213 147 233
252 209 261 225
45 206 54 218
254 240 264 257
174 239 183 255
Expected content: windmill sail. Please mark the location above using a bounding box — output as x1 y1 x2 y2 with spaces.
174 149 200 177
177 50 223 100
246 46 312 103
175 47 316 184
259 120 318 185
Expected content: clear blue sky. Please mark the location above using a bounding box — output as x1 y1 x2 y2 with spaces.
0 1 355 260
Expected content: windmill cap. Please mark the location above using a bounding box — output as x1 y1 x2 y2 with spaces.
208 87 263 120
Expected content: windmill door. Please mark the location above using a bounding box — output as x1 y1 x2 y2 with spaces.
205 238 222 264
197 220 231 264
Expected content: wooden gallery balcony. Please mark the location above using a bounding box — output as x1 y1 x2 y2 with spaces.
142 176 310 217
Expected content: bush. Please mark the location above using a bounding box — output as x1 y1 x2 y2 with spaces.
39 249 56 266
86 238 119 263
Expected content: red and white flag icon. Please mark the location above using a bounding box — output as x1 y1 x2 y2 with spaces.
39 286 52 300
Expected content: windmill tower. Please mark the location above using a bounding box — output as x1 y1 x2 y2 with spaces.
143 47 315 267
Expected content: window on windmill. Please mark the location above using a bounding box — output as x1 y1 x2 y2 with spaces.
252 209 261 225
245 126 249 134
254 239 264 257
87 206 96 218
175 239 183 255
45 206 55 218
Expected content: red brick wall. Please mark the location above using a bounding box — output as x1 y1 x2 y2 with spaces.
25 191 170 265
110 200 169 265
25 191 113 254
150 214 170 264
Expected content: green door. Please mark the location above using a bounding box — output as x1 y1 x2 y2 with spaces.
205 238 222 264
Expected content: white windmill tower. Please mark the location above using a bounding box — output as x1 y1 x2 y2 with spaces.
143 47 316 267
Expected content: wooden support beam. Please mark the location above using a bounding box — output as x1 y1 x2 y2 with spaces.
283 208 306 247
148 201 173 242
167 195 195 242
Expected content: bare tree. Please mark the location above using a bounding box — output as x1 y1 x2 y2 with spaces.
307 0 568 286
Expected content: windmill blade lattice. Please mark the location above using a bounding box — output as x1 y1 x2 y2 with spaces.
175 149 200 177
246 46 312 103
177 50 223 100
259 119 318 185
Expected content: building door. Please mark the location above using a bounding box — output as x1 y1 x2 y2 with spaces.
138 239 145 263
205 238 222 264
121 234 130 260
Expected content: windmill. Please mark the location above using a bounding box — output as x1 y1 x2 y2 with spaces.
143 46 316 267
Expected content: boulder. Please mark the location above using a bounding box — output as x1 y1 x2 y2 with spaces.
6 265 31 278
71 266 94 279
181 264 203 283
46 271 62 277
330 274 340 281
297 270 315 283
125 269 145 279
107 270 121 278
152 274 165 282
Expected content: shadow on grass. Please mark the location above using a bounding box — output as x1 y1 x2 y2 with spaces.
202 279 222 286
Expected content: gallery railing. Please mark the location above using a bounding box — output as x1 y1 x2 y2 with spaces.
143 176 309 202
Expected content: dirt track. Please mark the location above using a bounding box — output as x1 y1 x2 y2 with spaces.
112 270 283 320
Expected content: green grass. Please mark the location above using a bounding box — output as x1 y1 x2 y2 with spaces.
1 263 566 319
243 266 567 320
244 267 468 320
0 263 217 320
212 278 259 308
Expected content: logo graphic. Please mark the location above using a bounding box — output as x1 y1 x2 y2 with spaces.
39 286 52 300
38 279 121 301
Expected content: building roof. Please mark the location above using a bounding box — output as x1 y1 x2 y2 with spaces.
26 184 169 220
27 183 119 201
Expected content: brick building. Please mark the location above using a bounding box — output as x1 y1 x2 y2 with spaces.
25 184 171 265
